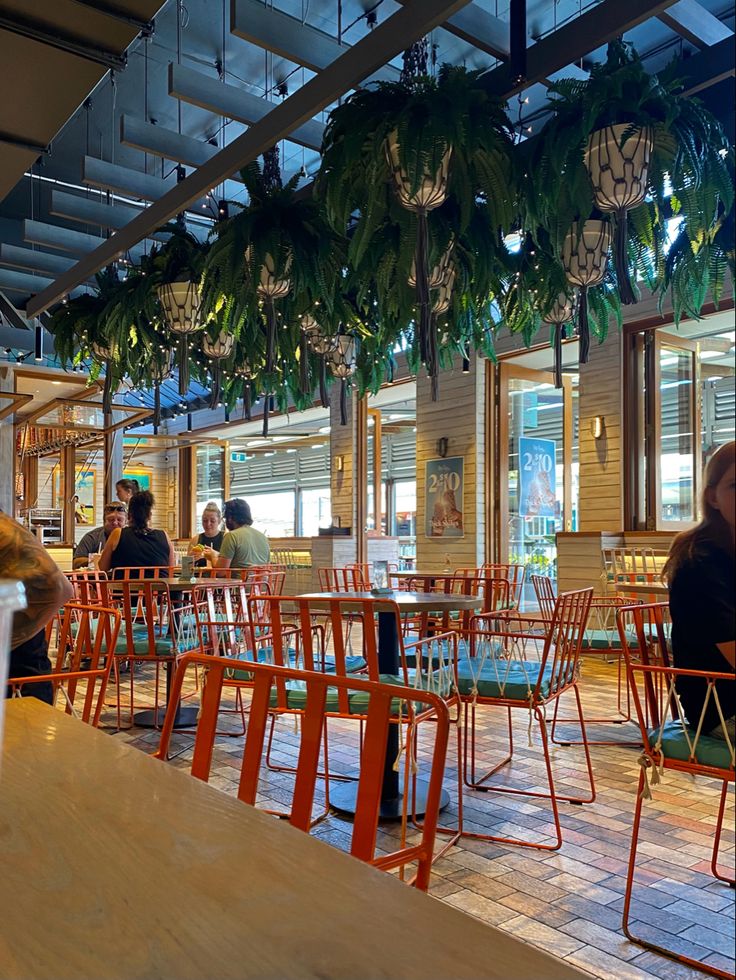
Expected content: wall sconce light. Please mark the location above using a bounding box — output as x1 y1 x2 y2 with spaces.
436 437 449 458
335 454 344 472
590 415 605 440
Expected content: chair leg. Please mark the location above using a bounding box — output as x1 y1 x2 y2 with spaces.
623 771 734 979
460 706 564 851
548 653 639 748
411 708 463 862
711 781 736 887
463 702 513 790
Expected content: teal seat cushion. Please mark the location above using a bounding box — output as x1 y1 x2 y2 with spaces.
114 627 200 658
268 672 443 715
648 720 734 770
322 655 367 674
455 658 572 701
582 628 621 650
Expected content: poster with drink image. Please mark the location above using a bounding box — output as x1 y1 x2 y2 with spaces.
518 437 557 518
425 457 464 538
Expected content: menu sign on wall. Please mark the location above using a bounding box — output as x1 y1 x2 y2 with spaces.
518 437 557 518
425 456 464 538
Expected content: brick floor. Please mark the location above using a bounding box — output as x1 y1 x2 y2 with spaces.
100 656 734 980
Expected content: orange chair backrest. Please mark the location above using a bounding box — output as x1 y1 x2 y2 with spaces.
108 569 173 657
531 574 556 624
157 653 449 890
11 602 121 726
317 567 366 592
67 570 111 606
543 588 593 699
616 602 674 729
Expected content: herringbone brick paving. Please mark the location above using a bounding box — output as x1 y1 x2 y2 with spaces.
104 657 735 980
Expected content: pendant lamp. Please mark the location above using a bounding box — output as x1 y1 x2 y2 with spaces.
202 330 235 408
542 292 577 388
561 220 611 364
156 279 204 396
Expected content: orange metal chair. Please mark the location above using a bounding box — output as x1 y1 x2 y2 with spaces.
532 574 639 746
617 602 734 979
67 569 112 605
317 566 368 592
10 602 121 726
457 587 595 850
156 652 450 890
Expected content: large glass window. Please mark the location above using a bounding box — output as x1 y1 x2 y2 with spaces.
301 487 331 536
195 446 224 524
248 491 295 537
393 479 416 567
658 341 696 524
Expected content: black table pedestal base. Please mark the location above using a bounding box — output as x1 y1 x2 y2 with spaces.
134 704 199 729
329 777 450 821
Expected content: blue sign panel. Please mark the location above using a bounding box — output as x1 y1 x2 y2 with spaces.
518 437 557 518
425 456 464 538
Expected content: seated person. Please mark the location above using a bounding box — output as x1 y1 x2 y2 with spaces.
73 502 127 568
207 498 270 570
99 490 174 576
0 510 74 703
115 478 140 505
665 441 735 742
188 502 224 567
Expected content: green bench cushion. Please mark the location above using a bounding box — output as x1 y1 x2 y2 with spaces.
648 720 734 770
268 672 445 715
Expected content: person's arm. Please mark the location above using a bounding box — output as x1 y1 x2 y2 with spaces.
0 516 74 648
98 527 121 573
187 534 201 557
215 532 234 569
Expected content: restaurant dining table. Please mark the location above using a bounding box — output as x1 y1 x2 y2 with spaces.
0 698 586 980
110 575 243 728
299 590 481 819
615 580 669 597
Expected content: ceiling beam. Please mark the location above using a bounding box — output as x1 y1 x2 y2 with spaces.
0 293 32 331
680 36 735 96
168 63 325 153
658 0 733 48
0 244 78 276
28 0 475 316
393 0 509 60
50 190 170 240
120 115 219 169
230 0 399 83
0 324 52 351
481 0 679 97
81 156 209 213
0 11 127 72
23 219 105 255
0 269 53 295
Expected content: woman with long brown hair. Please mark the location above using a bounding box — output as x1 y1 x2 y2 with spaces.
664 440 735 740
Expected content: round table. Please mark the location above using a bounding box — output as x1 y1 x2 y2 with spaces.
615 581 668 597
299 591 481 819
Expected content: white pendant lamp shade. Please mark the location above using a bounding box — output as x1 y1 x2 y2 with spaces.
246 247 292 298
386 130 452 212
90 338 118 361
156 280 204 334
302 314 336 355
561 220 611 287
202 330 234 359
584 124 653 212
432 263 456 314
408 238 454 289
327 335 356 378
542 292 577 325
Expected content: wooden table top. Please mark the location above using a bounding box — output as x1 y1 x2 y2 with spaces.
299 590 483 612
615 581 668 596
0 699 586 980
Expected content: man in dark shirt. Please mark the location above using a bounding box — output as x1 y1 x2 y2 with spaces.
72 501 127 568
0 511 74 703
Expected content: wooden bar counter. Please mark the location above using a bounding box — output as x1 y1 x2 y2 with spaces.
0 699 587 980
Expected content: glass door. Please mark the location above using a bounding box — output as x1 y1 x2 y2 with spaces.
499 364 576 602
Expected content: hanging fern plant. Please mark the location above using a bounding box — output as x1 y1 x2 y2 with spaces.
318 46 515 396
522 39 733 329
201 149 344 433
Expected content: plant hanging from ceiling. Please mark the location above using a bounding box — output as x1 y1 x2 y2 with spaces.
521 38 733 347
318 43 515 396
201 148 344 433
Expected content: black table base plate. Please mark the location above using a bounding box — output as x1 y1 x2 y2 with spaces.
134 704 199 729
329 777 450 821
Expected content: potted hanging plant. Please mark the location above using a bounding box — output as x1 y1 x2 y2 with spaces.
318 42 515 396
202 148 344 434
522 39 733 320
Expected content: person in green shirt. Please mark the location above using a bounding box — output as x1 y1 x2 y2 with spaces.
207 498 270 569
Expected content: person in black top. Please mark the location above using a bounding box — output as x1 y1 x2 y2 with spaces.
665 440 735 741
99 490 174 576
188 501 224 567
